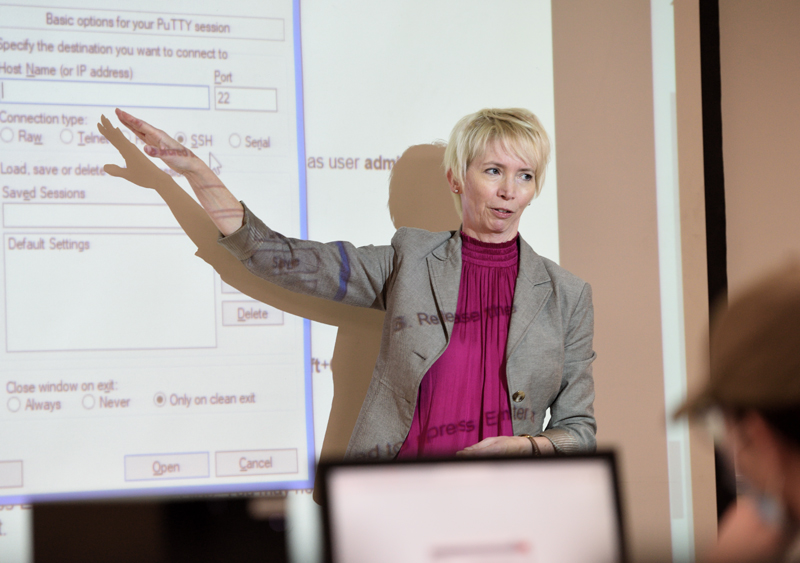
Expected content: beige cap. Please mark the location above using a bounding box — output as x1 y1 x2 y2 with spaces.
675 262 800 418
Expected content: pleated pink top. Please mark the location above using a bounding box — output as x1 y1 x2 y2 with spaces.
397 233 519 457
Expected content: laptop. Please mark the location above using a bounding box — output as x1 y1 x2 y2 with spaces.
318 452 625 563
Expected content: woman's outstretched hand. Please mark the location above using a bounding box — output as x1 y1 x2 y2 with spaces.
111 108 244 236
114 108 201 175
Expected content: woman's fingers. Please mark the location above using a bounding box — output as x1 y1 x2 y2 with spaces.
114 108 150 142
115 108 154 139
457 437 499 456
115 107 141 128
115 108 201 174
115 108 178 149
456 436 530 457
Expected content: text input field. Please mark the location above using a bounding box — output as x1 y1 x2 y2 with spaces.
214 87 277 112
0 78 209 110
4 203 181 229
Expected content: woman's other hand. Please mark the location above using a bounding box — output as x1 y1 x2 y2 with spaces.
456 436 554 457
115 108 201 175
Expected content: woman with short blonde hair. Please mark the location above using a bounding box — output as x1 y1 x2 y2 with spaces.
110 106 595 459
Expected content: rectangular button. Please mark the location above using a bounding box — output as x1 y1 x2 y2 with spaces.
124 453 209 482
221 281 242 295
222 301 284 326
214 87 277 112
0 460 23 488
215 449 298 477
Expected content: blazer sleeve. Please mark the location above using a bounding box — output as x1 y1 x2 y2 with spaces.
539 282 597 453
217 202 396 310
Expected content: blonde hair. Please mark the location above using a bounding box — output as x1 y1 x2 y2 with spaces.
443 108 551 218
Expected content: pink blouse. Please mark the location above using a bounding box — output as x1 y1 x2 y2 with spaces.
397 233 519 457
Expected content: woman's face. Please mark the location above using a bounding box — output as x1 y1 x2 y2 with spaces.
448 141 537 243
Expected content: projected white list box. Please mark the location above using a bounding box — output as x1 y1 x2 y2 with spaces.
0 461 24 489
3 232 215 352
3 203 180 229
0 79 209 110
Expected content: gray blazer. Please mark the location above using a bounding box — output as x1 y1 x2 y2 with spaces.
220 203 596 458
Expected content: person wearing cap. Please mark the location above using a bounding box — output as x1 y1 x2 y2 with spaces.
676 264 800 562
103 107 596 460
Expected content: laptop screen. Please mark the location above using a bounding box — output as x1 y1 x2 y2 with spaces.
320 453 624 563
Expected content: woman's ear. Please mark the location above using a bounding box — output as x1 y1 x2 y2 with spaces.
446 169 460 194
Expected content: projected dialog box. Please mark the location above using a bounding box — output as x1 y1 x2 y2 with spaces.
0 0 314 502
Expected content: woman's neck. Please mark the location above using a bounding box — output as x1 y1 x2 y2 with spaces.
460 227 519 244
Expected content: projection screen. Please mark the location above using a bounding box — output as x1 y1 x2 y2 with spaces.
0 0 559 500
0 1 711 562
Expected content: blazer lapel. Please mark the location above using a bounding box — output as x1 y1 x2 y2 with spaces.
506 238 552 358
427 232 462 342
